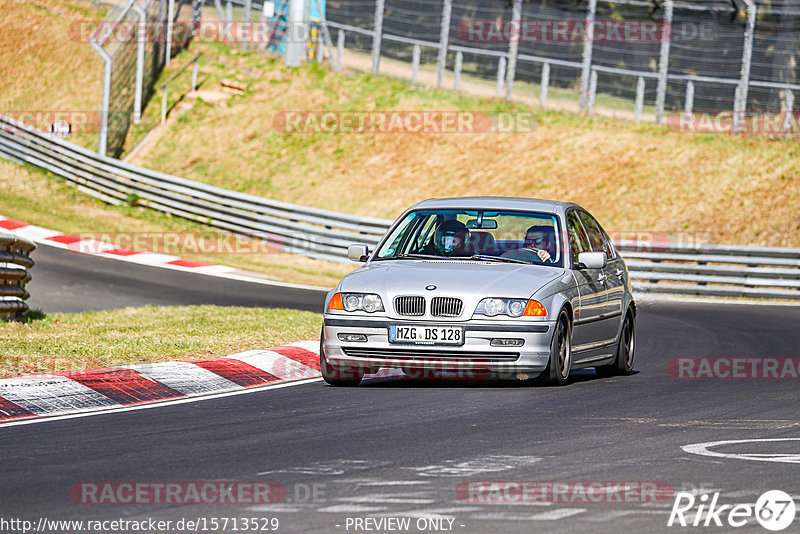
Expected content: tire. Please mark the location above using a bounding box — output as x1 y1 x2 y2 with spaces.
538 311 572 386
319 327 364 386
596 312 635 377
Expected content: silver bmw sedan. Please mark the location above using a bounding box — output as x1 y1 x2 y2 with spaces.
321 197 636 386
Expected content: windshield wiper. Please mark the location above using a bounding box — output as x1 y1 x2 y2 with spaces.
375 253 443 261
467 254 529 264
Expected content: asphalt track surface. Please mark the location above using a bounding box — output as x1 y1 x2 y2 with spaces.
26 245 326 313
3 246 800 533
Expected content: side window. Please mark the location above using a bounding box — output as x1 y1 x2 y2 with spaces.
576 211 605 253
598 225 617 259
566 211 590 265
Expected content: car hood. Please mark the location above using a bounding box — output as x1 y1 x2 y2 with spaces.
340 259 565 300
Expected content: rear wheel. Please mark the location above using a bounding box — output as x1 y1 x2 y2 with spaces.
319 327 364 386
596 312 635 377
538 311 572 386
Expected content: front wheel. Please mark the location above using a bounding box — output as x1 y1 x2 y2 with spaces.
319 327 364 386
538 311 572 386
596 312 635 377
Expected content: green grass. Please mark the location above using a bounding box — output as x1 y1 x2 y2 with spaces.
0 306 321 378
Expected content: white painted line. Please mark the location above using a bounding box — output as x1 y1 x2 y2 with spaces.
683 438 800 464
318 505 389 513
126 361 242 395
529 508 587 520
0 377 323 429
0 376 119 415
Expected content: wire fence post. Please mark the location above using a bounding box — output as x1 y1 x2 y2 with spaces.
371 0 385 75
132 1 146 124
336 30 344 71
436 0 453 88
588 69 598 115
540 62 550 108
734 0 756 133
655 0 673 125
242 0 252 49
782 89 794 133
453 50 463 91
285 0 307 67
496 56 507 97
635 76 645 122
165 0 175 65
90 43 112 157
505 0 522 99
411 43 420 84
684 80 695 118
579 0 597 112
191 56 199 91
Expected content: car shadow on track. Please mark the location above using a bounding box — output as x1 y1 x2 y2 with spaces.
349 369 639 388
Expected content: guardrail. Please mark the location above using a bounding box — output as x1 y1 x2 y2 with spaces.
0 114 798 301
0 114 389 263
0 233 35 319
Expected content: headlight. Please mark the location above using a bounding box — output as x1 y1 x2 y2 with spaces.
475 298 546 318
333 292 385 313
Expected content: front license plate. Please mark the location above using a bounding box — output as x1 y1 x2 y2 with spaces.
389 325 464 345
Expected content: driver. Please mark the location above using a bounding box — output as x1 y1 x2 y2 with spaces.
502 225 555 263
434 219 471 257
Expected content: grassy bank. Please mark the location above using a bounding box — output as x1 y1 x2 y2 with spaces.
134 42 799 248
0 306 321 378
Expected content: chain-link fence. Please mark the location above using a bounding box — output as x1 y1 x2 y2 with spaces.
323 0 800 128
91 0 199 157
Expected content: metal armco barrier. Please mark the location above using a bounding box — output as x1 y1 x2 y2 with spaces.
1 114 798 301
0 233 35 319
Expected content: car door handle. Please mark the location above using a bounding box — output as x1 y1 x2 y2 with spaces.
597 273 607 282
615 269 624 276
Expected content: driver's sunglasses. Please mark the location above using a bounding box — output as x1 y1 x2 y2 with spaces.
527 236 545 246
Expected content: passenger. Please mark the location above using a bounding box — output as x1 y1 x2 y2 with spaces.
434 219 471 257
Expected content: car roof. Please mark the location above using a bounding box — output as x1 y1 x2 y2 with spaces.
409 196 581 215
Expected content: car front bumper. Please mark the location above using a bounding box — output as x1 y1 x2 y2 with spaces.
323 316 554 377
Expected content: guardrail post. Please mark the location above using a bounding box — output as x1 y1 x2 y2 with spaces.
316 32 324 61
371 0 385 75
226 0 233 22
635 76 645 122
782 89 794 133
734 0 756 133
655 0 673 125
336 30 344 71
540 62 550 108
132 1 147 124
496 56 506 97
436 0 453 88
505 0 522 99
579 0 597 112
453 50 463 90
588 69 598 115
165 0 175 65
213 0 224 21
411 43 420 84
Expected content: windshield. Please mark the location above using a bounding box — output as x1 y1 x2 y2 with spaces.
375 209 563 268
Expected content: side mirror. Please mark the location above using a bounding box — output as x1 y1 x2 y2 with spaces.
577 251 607 269
348 244 370 262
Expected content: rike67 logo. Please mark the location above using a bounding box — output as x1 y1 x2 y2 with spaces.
668 490 796 531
